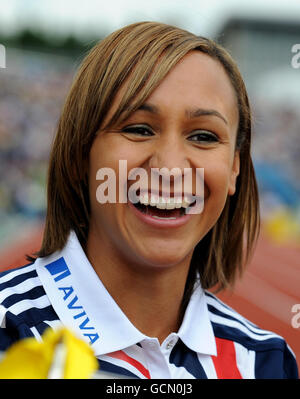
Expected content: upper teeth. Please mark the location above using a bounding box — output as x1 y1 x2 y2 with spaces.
138 194 193 209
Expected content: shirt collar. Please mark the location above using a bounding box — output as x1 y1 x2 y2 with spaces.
36 231 216 357
177 279 217 356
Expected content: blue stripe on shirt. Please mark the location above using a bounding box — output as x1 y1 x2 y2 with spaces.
2 285 46 308
211 322 285 352
97 359 140 379
0 269 37 292
169 339 207 379
207 304 272 336
0 264 33 279
6 305 60 328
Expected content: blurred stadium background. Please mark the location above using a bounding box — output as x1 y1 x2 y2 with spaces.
0 0 299 371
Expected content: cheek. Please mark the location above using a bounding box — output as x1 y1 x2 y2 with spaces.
89 136 123 190
202 155 233 206
88 137 144 215
89 139 115 215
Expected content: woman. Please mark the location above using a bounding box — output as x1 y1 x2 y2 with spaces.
0 21 298 379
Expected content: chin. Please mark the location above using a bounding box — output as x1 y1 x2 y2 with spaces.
132 245 193 270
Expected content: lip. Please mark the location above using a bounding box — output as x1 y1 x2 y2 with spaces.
128 200 193 228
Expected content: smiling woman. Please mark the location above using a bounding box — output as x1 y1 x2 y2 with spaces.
0 21 298 379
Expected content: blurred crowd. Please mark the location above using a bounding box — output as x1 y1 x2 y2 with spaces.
0 49 299 243
0 50 74 226
251 100 300 244
252 100 300 204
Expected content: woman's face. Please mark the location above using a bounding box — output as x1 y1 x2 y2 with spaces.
88 51 239 270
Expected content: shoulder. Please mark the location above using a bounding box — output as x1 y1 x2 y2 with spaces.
204 290 283 349
0 263 60 351
0 262 44 309
204 291 299 379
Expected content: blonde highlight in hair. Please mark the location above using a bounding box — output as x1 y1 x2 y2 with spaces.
28 21 260 303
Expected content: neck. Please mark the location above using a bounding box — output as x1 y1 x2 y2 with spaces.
86 227 192 344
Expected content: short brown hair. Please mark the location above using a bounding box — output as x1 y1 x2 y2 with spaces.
29 21 260 303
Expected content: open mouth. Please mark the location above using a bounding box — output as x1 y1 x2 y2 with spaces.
132 192 196 220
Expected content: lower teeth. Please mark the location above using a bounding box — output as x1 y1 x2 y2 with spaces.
152 216 177 220
133 202 185 218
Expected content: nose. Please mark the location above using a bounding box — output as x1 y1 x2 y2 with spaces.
148 134 191 194
149 133 190 171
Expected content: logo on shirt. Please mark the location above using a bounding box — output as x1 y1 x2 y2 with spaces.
45 257 100 344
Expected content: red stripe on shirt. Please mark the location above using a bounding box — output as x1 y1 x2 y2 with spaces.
212 337 242 379
106 350 151 379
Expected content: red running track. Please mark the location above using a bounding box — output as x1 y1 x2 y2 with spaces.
0 227 299 372
218 234 300 371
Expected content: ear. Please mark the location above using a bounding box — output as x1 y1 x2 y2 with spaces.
228 151 240 196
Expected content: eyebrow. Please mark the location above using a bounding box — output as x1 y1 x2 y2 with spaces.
137 103 160 114
137 103 228 125
186 108 228 125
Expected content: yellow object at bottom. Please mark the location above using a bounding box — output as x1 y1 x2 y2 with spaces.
0 327 98 379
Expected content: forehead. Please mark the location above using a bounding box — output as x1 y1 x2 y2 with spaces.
145 51 238 127
103 50 239 132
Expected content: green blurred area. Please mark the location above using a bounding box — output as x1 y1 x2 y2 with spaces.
0 28 101 57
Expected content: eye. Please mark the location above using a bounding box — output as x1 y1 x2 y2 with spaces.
187 130 219 144
122 125 154 136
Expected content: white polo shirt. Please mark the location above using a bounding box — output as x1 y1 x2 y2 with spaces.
0 231 298 379
35 231 217 379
